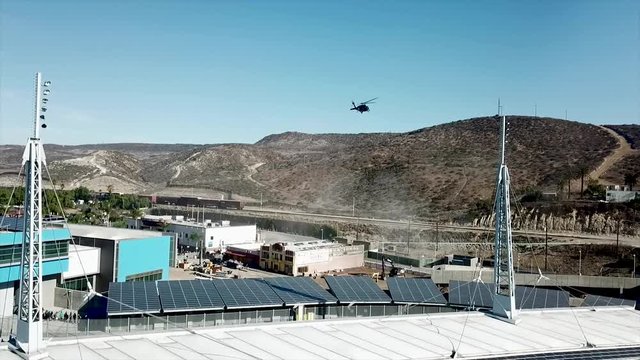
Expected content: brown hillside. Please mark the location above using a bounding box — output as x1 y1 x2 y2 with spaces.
0 116 624 216
254 116 616 216
604 125 640 149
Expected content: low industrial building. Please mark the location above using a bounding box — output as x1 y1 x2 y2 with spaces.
66 224 175 292
127 215 257 252
606 185 640 203
260 240 365 276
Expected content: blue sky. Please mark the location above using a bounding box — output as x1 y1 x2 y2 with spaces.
1 0 638 145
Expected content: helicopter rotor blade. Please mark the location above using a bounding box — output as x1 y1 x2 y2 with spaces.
361 97 378 104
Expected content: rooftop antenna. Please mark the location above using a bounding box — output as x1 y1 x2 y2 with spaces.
9 72 51 358
497 98 502 116
491 107 518 323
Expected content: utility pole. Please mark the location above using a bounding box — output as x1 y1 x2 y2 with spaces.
435 221 439 253
352 196 355 217
632 254 636 278
616 218 620 259
544 220 548 272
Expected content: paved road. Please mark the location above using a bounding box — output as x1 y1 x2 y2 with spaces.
154 204 640 247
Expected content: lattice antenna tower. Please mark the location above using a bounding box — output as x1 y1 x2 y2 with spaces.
491 108 518 322
10 72 51 359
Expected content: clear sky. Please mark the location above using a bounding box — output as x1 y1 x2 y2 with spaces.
1 0 638 145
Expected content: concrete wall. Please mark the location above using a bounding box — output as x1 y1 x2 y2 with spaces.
292 253 364 276
0 282 13 317
63 245 100 280
41 276 58 309
116 236 170 282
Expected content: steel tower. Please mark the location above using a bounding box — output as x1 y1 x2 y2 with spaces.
10 72 50 359
491 114 518 322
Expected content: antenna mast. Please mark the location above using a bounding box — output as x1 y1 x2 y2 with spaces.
491 111 518 323
10 72 50 358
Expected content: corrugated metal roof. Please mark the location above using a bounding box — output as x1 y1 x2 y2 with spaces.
1 307 639 359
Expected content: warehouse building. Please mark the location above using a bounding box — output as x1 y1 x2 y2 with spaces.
259 240 364 276
127 215 257 252
67 224 175 292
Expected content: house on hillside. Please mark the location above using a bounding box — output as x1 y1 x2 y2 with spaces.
606 185 640 203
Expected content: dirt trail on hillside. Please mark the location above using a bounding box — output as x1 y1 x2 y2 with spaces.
573 126 637 188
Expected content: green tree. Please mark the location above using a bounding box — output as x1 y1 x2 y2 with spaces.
577 165 589 196
624 172 638 191
73 186 91 202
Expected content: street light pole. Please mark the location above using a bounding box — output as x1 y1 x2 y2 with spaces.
579 249 582 276
633 254 636 278
545 222 548 272
321 228 324 240
407 217 411 256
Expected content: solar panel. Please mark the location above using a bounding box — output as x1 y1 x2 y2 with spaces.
581 294 636 307
264 277 338 305
489 346 640 359
387 277 447 305
107 281 160 316
448 280 494 308
0 217 24 232
157 280 225 313
212 279 283 309
448 282 570 309
515 286 570 309
324 276 391 304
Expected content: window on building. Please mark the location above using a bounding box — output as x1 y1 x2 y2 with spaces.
0 240 69 265
125 269 163 282
60 277 93 292
297 266 308 273
262 252 269 259
285 256 293 262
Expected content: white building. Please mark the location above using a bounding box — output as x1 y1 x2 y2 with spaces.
260 240 364 276
606 185 640 203
127 215 258 252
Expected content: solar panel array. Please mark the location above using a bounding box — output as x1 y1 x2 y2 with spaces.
212 279 284 309
325 276 391 303
448 280 495 308
448 281 570 309
581 294 636 307
516 287 570 309
157 280 225 312
490 346 640 360
107 281 161 315
264 277 338 305
387 278 447 305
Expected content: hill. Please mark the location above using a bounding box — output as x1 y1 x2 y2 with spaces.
0 116 627 216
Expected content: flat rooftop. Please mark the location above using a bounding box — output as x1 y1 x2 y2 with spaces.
67 224 165 241
1 307 638 359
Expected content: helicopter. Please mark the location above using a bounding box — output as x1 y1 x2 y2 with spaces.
350 97 377 113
